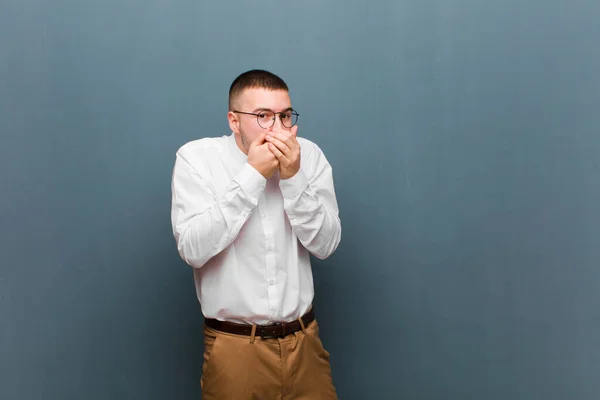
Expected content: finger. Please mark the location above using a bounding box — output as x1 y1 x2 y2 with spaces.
291 125 298 137
265 135 291 155
251 131 267 148
281 130 299 153
289 131 299 148
268 143 288 163
268 131 293 147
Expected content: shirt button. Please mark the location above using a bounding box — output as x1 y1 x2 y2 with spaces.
267 245 273 251
268 279 275 285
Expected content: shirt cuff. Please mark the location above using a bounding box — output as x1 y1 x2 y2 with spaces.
279 169 309 199
235 163 267 203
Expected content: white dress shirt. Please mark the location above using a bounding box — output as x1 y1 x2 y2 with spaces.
171 133 341 325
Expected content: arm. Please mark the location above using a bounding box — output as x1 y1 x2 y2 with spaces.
278 143 341 259
170 151 266 268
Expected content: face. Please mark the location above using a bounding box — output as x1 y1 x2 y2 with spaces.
228 88 292 154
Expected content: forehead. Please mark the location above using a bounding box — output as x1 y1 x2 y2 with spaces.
237 88 291 111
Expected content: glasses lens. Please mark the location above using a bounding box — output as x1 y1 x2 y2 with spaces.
280 111 298 128
257 111 275 129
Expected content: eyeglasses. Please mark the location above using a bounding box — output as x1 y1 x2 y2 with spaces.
233 109 299 129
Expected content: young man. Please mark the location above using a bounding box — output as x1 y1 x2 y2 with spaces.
170 69 341 399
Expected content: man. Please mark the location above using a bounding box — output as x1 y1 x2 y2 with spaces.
170 69 341 399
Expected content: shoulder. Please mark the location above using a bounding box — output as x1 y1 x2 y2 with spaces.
297 136 334 178
175 135 231 166
173 135 231 177
297 136 325 159
176 136 228 158
298 136 333 167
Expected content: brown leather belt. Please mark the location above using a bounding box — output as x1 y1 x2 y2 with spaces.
204 308 315 339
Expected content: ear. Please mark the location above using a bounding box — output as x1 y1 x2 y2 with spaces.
227 111 239 134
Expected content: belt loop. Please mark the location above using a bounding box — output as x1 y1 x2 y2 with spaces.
297 317 307 334
249 324 257 344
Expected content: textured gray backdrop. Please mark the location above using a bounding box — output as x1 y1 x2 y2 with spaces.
1 0 600 398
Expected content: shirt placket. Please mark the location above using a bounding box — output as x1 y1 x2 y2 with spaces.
258 200 278 320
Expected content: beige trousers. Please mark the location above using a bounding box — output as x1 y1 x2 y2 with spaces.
200 318 338 400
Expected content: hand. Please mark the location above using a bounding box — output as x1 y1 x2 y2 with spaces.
247 132 280 179
265 125 300 180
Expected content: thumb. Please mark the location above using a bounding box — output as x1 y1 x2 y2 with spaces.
250 131 267 148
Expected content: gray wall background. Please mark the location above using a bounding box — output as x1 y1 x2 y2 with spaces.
2 0 600 399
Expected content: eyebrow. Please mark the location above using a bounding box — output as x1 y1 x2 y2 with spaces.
252 107 294 113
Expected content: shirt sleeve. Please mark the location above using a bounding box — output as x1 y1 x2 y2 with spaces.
171 150 266 268
278 141 342 259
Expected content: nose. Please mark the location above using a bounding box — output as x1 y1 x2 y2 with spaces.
271 113 289 130
272 113 283 128
264 113 288 131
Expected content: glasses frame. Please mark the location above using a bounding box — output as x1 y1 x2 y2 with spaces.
233 109 300 129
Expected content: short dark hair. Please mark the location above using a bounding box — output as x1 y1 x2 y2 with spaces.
229 69 289 110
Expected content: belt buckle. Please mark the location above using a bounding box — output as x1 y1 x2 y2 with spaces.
260 322 284 340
